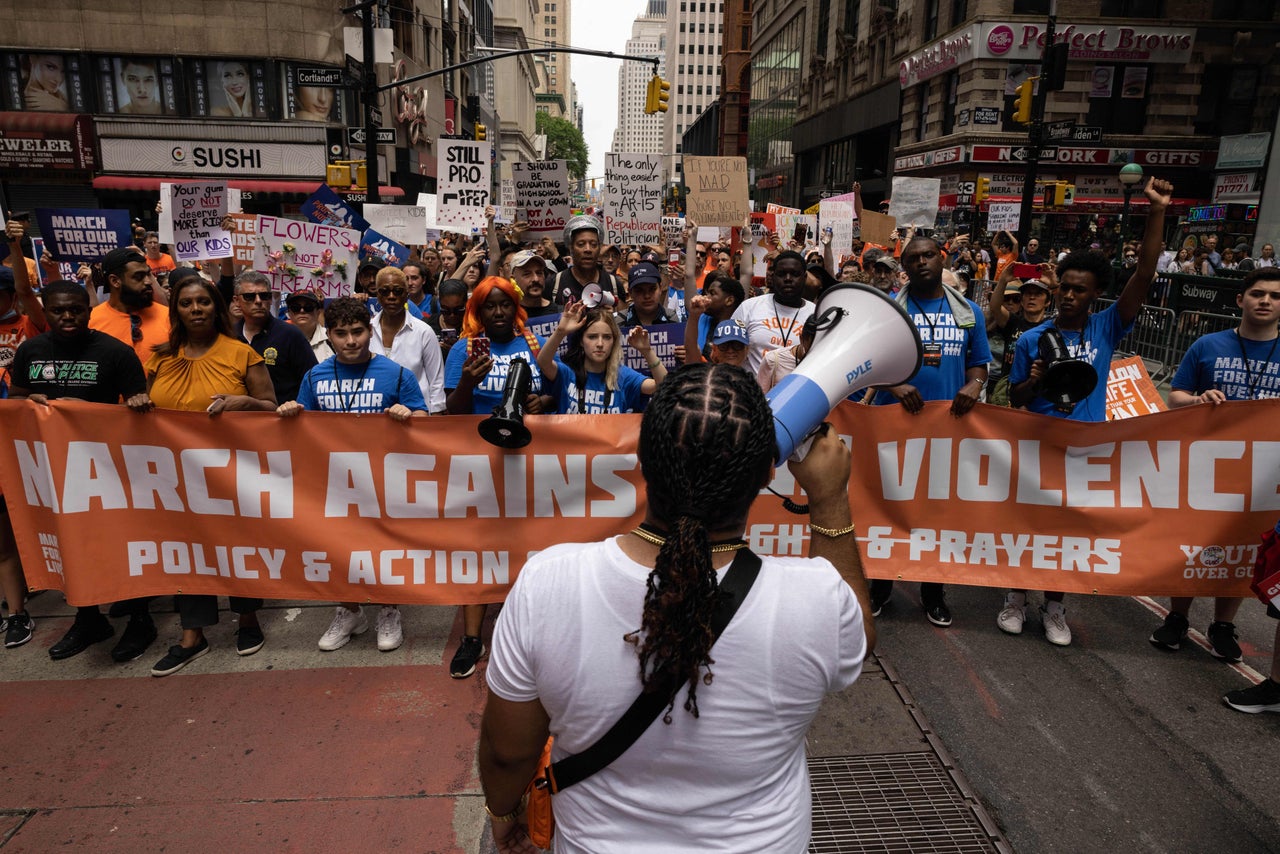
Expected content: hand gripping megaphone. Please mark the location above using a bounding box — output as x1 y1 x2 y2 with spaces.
479 356 534 448
766 283 923 462
1035 326 1098 414
581 283 617 309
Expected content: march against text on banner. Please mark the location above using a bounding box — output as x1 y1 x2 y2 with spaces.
603 153 662 245
0 400 1271 608
512 160 570 241
33 209 131 263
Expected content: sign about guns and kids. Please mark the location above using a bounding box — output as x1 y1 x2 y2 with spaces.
512 159 571 241
166 181 232 263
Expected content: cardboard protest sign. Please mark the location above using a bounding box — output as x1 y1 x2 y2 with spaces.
437 140 492 230
229 213 257 269
603 153 662 245
684 156 749 228
33 209 131 263
1106 356 1168 421
167 181 231 262
660 216 685 248
512 160 571 242
859 210 897 247
499 178 517 224
363 203 428 246
819 200 856 260
766 203 800 214
359 227 409 267
888 177 941 228
748 212 777 277
415 193 443 241
622 322 684 376
987 202 1021 233
252 214 360 299
302 184 369 233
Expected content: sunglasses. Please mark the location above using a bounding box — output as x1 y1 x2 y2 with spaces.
239 292 271 302
377 287 406 298
287 302 318 313
130 313 142 342
439 306 465 316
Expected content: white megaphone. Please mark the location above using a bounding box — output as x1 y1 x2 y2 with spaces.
581 283 617 309
766 283 922 462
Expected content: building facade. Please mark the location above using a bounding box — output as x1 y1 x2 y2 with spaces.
612 2 668 166
667 0 728 182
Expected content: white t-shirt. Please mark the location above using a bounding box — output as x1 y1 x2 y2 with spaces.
731 294 814 375
487 538 866 854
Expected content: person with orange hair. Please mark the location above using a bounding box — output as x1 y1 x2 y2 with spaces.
442 276 556 678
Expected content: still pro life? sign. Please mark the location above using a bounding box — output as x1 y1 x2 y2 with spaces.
684 156 748 228
437 140 492 230
168 182 231 262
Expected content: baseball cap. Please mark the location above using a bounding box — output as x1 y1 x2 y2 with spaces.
711 319 749 347
359 256 387 272
0 266 13 292
873 256 900 272
628 260 662 288
1003 281 1023 295
1021 279 1051 293
286 290 323 310
510 249 544 270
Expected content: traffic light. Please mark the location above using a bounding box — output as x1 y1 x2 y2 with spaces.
644 75 670 114
1012 77 1036 125
1043 41 1069 92
1052 182 1074 207
975 177 990 205
474 123 487 141
326 161 366 189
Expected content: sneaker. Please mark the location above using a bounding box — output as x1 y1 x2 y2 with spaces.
869 580 892 618
4 613 34 648
235 625 265 657
49 617 114 660
1150 612 1189 651
922 599 952 628
1223 678 1280 714
450 635 486 678
318 606 367 651
1207 621 1242 663
150 638 210 677
376 606 403 652
111 616 158 663
1042 602 1072 646
997 592 1027 635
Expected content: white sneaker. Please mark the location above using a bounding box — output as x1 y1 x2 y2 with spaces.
1042 601 1072 646
997 591 1026 635
318 606 367 651
376 606 403 652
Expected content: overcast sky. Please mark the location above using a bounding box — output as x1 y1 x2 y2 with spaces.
572 0 650 179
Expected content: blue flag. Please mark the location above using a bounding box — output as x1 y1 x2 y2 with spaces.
359 227 409 268
302 184 369 233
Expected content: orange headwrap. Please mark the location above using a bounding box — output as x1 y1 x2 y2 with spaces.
460 276 529 339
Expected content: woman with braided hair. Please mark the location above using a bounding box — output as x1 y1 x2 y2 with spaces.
479 363 875 853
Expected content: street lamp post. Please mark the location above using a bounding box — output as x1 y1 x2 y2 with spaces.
1117 162 1144 262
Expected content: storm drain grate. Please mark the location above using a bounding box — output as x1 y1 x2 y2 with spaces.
808 753 999 853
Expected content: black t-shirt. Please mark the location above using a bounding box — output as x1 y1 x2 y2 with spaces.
10 330 146 403
551 267 619 306
522 302 560 319
998 314 1042 376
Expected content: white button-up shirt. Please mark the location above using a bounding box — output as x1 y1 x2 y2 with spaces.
371 311 447 412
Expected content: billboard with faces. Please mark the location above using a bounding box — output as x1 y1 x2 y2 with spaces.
187 59 269 119
0 52 89 112
95 55 179 116
281 63 351 123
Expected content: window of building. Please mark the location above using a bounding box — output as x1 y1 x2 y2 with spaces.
680 44 686 52
1082 63 1151 134
388 0 416 58
1099 0 1163 14
1195 64 1258 135
1211 0 1272 13
679 84 685 93
1011 0 1050 12
742 27 749 49
817 0 831 58
679 64 685 73
916 82 928 142
680 22 686 31
940 69 958 135
923 0 939 41
699 44 705 53
699 23 706 32
950 0 967 26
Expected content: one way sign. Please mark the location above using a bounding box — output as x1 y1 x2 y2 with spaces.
347 127 396 146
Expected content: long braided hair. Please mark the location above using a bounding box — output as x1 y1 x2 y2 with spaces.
628 363 775 720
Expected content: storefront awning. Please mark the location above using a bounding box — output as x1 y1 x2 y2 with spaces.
92 176 405 198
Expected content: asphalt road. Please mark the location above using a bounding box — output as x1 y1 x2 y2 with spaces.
872 583 1278 853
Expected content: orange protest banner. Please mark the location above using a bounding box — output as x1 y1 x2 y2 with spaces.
1105 355 1167 420
828 400 1277 598
0 399 1274 606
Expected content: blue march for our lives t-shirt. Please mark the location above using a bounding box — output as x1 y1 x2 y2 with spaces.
553 363 649 413
1171 329 1280 401
1009 302 1133 422
443 333 549 414
876 295 991 405
296 353 427 413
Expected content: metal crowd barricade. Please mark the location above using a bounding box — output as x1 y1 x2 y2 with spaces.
1094 298 1179 381
1166 309 1242 370
967 279 995 313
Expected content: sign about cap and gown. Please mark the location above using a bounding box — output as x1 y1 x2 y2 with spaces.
512 159 571 242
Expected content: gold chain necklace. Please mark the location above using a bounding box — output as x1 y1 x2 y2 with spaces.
630 524 748 553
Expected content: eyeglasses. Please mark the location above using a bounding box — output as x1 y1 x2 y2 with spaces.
377 287 406 298
239 292 270 302
130 313 142 342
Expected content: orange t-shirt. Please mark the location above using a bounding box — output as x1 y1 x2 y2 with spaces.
0 312 41 390
994 249 1017 281
89 301 170 365
145 334 264 412
3 256 38 284
146 253 176 274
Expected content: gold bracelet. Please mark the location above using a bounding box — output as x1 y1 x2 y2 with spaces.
809 522 855 538
484 793 528 822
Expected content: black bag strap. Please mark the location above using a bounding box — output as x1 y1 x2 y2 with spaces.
544 548 762 793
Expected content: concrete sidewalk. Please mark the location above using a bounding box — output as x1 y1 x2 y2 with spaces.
0 594 1007 853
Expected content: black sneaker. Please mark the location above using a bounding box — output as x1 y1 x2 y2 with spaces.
1207 621 1242 662
111 616 158 663
923 600 953 628
4 613 34 648
1223 678 1280 714
870 580 892 618
150 638 209 677
450 635 486 679
49 618 114 660
235 625 265 657
1150 612 1189 651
